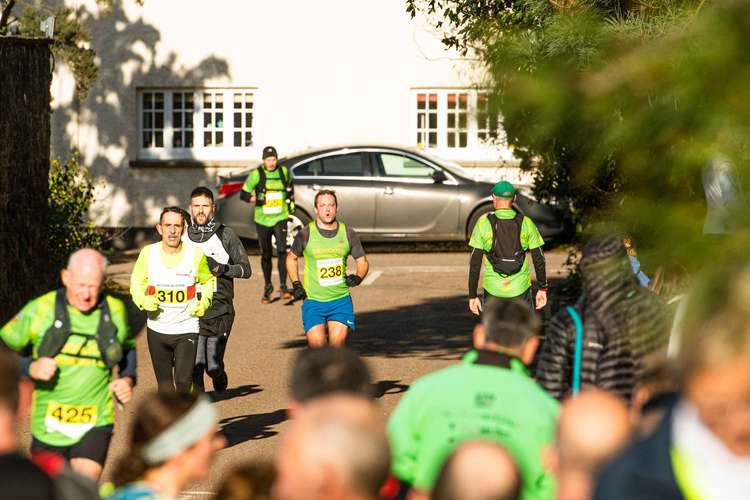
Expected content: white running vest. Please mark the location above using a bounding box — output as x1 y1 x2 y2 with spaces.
147 244 200 334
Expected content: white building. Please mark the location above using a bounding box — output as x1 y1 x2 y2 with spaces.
49 0 525 228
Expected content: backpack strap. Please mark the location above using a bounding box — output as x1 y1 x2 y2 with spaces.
95 297 122 369
565 306 584 396
38 289 73 359
254 166 267 202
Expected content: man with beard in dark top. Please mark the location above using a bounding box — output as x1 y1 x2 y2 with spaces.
185 187 252 392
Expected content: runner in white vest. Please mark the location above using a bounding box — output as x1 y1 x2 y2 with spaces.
130 207 215 392
184 187 251 393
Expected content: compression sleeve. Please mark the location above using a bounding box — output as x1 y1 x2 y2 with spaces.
531 247 548 288
118 348 137 382
222 227 252 279
468 248 484 299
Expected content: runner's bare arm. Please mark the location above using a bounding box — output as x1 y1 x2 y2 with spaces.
287 252 301 283
354 255 369 279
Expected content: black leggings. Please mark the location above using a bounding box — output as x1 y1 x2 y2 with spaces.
193 314 233 390
146 328 198 393
256 220 287 288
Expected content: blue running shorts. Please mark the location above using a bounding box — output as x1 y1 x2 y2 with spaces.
302 295 355 333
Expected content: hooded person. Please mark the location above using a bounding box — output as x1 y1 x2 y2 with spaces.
535 234 670 401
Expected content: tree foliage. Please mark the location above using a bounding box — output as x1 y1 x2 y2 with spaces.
48 154 104 274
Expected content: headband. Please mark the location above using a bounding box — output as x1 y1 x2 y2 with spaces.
141 396 219 466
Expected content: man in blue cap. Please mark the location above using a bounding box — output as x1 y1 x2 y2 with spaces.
468 180 548 315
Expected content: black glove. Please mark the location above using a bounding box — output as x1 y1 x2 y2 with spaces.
292 281 307 301
345 274 363 287
206 256 229 276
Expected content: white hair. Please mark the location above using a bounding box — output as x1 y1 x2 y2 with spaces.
66 248 108 275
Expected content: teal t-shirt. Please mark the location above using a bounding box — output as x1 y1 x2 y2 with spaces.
241 166 291 227
469 209 544 298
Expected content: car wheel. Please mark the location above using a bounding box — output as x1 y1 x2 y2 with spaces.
466 204 494 241
271 211 311 255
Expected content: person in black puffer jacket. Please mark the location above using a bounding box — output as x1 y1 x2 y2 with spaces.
535 234 670 401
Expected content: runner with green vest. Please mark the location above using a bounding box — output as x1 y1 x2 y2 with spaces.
240 145 295 303
468 180 548 315
387 299 559 500
287 189 369 347
130 207 215 394
0 248 136 482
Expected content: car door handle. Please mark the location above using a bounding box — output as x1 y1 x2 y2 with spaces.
383 187 394 196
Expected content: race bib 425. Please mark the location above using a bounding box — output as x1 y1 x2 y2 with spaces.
45 402 98 440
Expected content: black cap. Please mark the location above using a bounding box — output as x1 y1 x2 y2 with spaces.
262 146 278 159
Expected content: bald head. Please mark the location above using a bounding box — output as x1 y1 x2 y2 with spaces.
549 390 632 500
275 396 390 500
61 248 107 312
433 441 521 500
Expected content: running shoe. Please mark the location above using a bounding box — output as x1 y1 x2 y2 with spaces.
261 283 274 303
212 371 228 393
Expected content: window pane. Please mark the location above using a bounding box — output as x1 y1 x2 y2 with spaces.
204 131 212 146
245 131 252 146
204 93 212 109
417 94 425 110
234 112 241 128
155 131 163 147
143 131 152 148
294 159 321 176
154 93 164 110
204 113 212 127
234 93 242 109
154 112 164 129
428 113 437 129
245 113 252 127
173 112 182 128
428 132 437 147
216 131 223 145
143 93 152 110
417 132 423 144
186 113 193 128
174 134 183 148
380 154 434 177
234 131 241 147
216 113 224 128
459 133 467 148
458 114 467 129
447 134 455 148
173 93 182 109
447 94 456 109
143 112 152 129
447 114 455 128
428 94 437 110
321 154 364 176
185 131 194 147
245 93 253 106
216 94 223 108
417 114 425 128
185 93 194 109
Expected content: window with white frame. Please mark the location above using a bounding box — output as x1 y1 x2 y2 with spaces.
137 88 256 160
413 90 503 152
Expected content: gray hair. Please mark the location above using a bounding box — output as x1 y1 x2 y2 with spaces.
66 248 108 275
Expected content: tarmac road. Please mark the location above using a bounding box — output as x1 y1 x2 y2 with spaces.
20 250 569 498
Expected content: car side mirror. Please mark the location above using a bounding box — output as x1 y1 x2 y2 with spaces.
432 170 448 183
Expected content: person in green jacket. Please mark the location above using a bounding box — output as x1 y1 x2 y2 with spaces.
240 145 295 303
388 298 559 500
468 181 548 315
0 248 136 482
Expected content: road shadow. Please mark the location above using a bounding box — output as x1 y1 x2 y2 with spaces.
220 409 288 448
373 380 410 398
208 384 262 403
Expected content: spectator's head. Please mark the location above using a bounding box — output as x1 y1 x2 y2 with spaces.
678 262 750 456
0 347 20 453
289 347 373 416
61 248 107 313
544 390 632 500
473 298 541 365
113 391 225 491
215 461 275 500
189 186 215 226
578 234 632 285
631 362 680 436
158 206 187 249
274 395 390 500
432 441 521 500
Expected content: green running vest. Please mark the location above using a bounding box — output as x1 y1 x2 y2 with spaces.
303 222 350 302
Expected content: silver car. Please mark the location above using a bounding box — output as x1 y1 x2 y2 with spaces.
216 145 571 246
